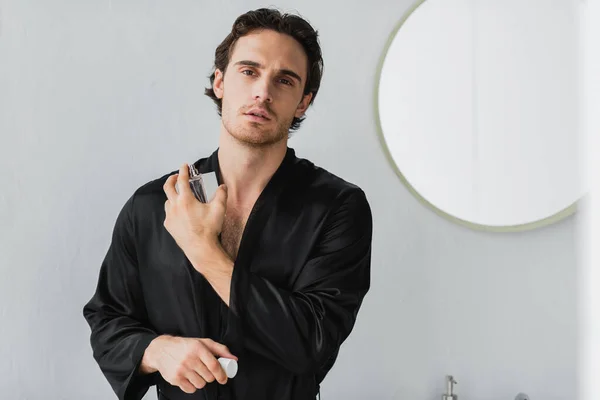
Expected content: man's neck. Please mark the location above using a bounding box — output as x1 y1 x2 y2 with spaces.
217 130 288 206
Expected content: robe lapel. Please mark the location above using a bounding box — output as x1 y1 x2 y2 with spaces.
212 147 297 356
234 147 296 269
190 147 297 339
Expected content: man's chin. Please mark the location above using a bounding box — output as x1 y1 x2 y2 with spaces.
231 132 287 147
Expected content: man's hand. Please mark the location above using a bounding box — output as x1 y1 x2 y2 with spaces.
163 163 228 257
140 335 238 393
163 163 234 305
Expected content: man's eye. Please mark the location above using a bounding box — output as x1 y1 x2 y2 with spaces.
242 70 255 76
279 78 292 86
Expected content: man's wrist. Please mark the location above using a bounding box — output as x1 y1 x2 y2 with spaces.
189 238 233 275
139 335 164 374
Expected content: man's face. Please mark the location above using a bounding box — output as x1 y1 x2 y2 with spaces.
213 29 313 146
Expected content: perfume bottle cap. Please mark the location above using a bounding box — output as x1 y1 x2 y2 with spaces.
218 357 238 378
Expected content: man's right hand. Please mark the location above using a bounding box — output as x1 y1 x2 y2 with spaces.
140 335 238 394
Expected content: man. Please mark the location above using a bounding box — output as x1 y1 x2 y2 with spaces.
83 7 372 400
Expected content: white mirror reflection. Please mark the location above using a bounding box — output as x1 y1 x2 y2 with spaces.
377 0 585 230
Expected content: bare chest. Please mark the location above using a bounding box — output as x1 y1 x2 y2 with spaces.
220 207 251 260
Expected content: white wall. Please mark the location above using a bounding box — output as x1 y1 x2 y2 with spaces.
0 1 579 399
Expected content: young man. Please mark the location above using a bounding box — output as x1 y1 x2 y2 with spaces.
83 8 372 400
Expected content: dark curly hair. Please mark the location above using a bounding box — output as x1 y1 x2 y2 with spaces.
204 8 324 132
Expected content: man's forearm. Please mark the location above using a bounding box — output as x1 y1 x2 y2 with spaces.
203 263 234 306
188 242 234 306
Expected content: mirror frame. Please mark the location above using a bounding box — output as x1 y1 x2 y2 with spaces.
373 0 580 232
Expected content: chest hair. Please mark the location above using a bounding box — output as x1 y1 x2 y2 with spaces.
220 207 251 260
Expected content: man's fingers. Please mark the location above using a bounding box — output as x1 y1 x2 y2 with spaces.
200 338 238 360
176 164 192 197
199 352 228 385
185 369 208 390
163 174 178 201
210 184 228 206
190 358 217 385
175 377 197 394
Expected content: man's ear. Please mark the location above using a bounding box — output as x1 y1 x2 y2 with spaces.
213 69 224 99
294 92 313 118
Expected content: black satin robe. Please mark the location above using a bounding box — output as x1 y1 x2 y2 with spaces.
83 147 372 400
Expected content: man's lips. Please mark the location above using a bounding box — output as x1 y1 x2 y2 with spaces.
245 114 270 122
244 108 272 120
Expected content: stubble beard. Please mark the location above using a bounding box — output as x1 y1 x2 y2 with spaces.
221 102 293 148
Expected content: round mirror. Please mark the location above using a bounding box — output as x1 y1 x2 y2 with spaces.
376 0 584 231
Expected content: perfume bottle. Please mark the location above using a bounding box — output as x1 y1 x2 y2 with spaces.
188 164 208 203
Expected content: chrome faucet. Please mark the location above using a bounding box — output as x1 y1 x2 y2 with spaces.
440 375 530 400
442 375 457 400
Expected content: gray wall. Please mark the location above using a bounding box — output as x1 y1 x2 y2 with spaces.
0 1 579 399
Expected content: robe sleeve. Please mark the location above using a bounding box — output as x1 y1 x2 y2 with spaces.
83 194 160 400
228 189 372 376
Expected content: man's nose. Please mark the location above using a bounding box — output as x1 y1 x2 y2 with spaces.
253 79 273 103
